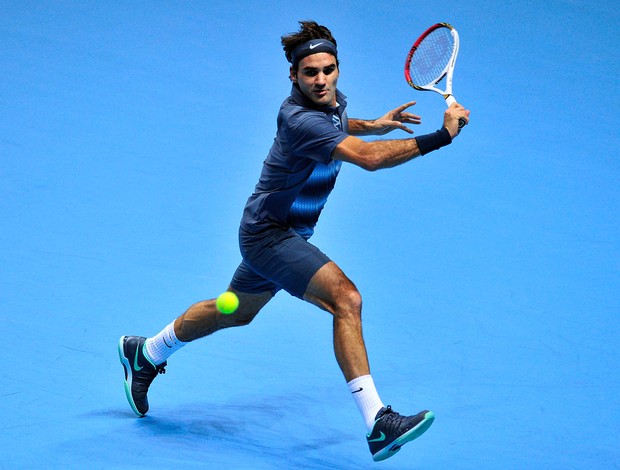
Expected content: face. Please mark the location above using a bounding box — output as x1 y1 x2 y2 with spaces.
291 52 339 107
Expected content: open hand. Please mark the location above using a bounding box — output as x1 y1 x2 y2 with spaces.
372 101 421 135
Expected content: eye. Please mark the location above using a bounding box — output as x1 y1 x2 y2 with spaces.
324 66 336 75
303 69 319 77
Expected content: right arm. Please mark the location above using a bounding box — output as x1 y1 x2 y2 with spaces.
332 135 424 171
333 102 469 171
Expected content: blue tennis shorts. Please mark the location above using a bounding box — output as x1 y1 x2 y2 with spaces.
230 226 331 299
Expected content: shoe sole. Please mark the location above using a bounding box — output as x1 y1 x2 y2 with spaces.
372 411 435 462
118 336 146 417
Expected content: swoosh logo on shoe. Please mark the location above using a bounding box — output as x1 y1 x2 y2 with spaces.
133 346 143 371
309 42 324 49
368 431 386 443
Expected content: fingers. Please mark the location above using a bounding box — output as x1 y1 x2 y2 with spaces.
400 112 422 125
374 102 422 134
394 123 414 134
387 103 418 119
395 101 417 112
395 121 416 134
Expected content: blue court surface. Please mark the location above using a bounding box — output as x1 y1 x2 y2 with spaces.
2 1 619 468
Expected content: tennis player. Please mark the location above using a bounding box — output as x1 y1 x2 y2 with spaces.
119 20 469 462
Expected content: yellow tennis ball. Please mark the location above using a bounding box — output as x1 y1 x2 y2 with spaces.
216 291 239 314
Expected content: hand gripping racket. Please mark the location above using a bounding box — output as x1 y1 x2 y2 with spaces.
405 22 467 129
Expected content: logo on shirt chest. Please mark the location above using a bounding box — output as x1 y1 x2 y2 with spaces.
332 114 342 130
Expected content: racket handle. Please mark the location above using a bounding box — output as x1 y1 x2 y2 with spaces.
444 95 467 130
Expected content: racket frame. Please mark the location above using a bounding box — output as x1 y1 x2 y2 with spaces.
404 22 460 106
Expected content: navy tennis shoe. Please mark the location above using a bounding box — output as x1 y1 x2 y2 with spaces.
367 406 435 461
118 335 166 417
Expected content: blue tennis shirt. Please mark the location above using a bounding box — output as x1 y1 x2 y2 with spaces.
240 85 349 239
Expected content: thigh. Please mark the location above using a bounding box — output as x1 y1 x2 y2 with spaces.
240 228 331 299
231 260 281 297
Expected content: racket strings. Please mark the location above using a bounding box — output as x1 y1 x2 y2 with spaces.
409 28 455 86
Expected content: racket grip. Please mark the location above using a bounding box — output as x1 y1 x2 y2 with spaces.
445 95 457 106
458 117 467 128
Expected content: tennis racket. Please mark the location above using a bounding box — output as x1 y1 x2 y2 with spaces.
404 22 467 129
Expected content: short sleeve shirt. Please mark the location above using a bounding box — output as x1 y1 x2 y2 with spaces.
240 85 349 239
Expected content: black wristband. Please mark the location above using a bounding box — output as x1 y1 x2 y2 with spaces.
415 127 452 156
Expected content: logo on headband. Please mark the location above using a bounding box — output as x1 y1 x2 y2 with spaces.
290 39 338 66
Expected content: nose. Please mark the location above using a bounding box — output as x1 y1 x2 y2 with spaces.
315 72 327 86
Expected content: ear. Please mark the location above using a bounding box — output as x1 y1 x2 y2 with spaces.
289 66 297 83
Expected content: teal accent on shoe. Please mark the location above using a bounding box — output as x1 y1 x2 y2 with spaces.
367 431 386 443
118 336 146 417
372 410 435 462
133 346 143 372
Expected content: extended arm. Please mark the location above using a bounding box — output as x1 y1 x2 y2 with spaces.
334 102 469 171
348 101 421 136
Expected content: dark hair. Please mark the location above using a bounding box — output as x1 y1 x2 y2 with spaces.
281 20 338 68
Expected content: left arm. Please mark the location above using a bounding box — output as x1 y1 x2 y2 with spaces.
348 101 421 136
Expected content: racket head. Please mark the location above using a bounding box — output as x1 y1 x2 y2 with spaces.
404 22 459 93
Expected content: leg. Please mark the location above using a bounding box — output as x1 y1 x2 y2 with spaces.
119 288 272 417
303 261 369 382
174 288 273 342
303 263 435 461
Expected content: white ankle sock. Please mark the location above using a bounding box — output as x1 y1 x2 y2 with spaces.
347 375 385 431
144 321 186 365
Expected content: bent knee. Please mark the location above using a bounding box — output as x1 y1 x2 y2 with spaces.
334 288 363 319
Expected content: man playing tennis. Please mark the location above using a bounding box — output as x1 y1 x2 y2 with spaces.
119 20 469 462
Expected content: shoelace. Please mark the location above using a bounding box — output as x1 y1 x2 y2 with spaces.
382 405 396 418
379 406 407 431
